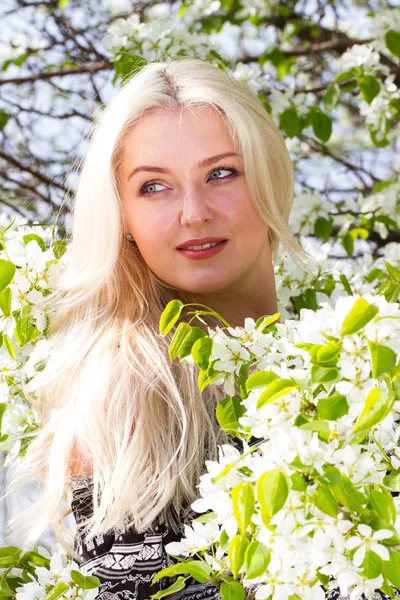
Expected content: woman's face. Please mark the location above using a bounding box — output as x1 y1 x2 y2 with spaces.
119 105 272 296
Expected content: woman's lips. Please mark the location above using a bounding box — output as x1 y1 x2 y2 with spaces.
176 239 228 260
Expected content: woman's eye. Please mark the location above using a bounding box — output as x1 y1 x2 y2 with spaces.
209 167 237 181
140 182 166 195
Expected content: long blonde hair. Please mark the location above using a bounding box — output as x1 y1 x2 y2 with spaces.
8 57 304 552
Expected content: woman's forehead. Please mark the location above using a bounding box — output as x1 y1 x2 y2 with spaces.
119 106 236 173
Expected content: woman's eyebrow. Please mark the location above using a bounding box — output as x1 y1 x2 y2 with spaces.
127 151 240 181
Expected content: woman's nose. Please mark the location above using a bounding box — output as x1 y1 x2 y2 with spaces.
179 189 212 226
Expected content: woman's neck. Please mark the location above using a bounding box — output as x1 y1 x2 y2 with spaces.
192 276 278 329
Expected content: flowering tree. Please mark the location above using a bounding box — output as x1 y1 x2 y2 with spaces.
0 0 400 598
1 0 399 249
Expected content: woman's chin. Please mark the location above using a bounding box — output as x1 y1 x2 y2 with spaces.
174 278 233 296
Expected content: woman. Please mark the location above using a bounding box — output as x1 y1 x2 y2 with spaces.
12 57 305 599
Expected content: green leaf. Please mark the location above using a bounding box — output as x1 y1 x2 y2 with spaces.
0 546 22 568
310 110 332 142
219 529 229 551
151 576 186 598
362 550 383 579
43 582 70 600
193 511 217 523
291 472 308 491
299 420 330 433
70 571 100 590
341 298 378 336
311 365 340 385
314 485 338 518
0 287 11 317
169 322 191 361
383 551 400 588
192 337 213 370
0 109 9 130
216 396 245 435
370 125 390 148
0 260 16 292
53 240 67 259
378 280 400 302
359 75 381 104
370 487 396 525
244 541 271 579
220 581 245 600
0 404 8 439
199 15 224 33
279 108 302 138
257 379 298 409
390 97 400 120
23 234 46 252
238 361 249 400
113 54 147 85
3 333 16 360
59 0 70 8
352 388 390 435
365 268 386 285
342 232 354 257
330 474 367 513
257 469 289 519
368 519 400 546
178 327 205 359
82 576 101 590
159 300 184 335
198 367 220 392
317 394 349 420
369 341 397 378
314 216 333 241
314 342 341 367
19 551 50 570
71 570 86 587
0 579 17 596
385 30 400 58
383 470 400 492
246 370 279 391
340 274 353 295
153 561 211 584
335 70 355 84
228 534 249 578
322 465 342 485
293 289 318 312
385 261 400 283
256 313 280 332
232 482 255 533
323 83 340 112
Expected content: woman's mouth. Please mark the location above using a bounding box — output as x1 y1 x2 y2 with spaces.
177 239 227 260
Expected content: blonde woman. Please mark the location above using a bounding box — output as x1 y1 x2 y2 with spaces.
12 57 304 599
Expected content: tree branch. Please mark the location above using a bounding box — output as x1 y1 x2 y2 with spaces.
0 60 113 86
0 148 71 195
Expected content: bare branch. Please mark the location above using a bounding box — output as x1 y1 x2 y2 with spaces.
0 148 71 195
0 61 113 86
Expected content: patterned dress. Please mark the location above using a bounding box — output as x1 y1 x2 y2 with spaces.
71 476 221 600
71 476 400 600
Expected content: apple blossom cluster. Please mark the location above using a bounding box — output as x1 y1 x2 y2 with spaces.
104 8 217 67
1 217 400 468
0 543 99 600
157 288 400 600
0 218 68 463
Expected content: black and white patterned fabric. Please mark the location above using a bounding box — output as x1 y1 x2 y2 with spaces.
71 476 221 600
71 477 400 600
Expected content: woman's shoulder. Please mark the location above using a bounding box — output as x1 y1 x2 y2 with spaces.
69 443 92 477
